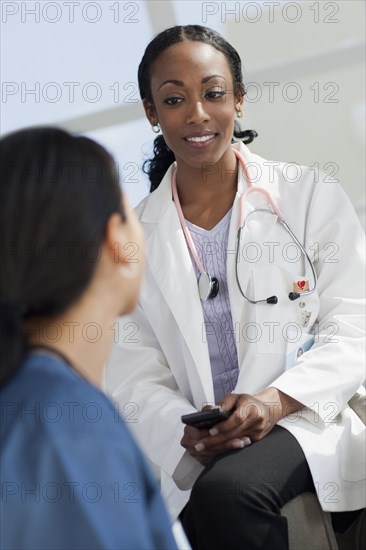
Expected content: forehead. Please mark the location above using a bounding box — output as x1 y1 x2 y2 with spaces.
150 41 232 86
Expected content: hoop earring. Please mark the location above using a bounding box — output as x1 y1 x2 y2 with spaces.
151 124 160 133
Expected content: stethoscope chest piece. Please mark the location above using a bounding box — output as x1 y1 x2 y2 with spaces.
198 272 219 301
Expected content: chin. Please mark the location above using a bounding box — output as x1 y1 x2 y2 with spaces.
182 143 230 167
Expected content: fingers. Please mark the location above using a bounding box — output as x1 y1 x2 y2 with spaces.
226 436 252 450
214 393 262 434
193 435 252 455
180 424 210 452
197 433 248 453
218 393 241 413
215 394 274 437
181 424 252 460
201 404 217 412
182 424 210 441
180 394 268 462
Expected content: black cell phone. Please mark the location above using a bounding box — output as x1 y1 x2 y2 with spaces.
181 408 232 430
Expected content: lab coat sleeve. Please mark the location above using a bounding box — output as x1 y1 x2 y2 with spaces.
270 171 365 425
106 304 198 483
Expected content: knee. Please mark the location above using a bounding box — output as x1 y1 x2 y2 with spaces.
190 467 237 510
189 467 280 514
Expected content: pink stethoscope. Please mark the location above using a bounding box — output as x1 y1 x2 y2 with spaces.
172 148 317 304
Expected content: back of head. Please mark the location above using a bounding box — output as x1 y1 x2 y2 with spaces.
0 127 124 386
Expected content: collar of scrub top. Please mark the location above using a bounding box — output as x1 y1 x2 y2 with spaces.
172 147 317 304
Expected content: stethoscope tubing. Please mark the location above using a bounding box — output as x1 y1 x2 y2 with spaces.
233 148 317 303
235 213 318 303
172 146 317 303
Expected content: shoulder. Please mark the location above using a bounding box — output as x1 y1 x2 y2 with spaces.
1 355 176 549
1 353 155 489
134 163 176 224
1 353 143 455
239 143 353 219
2 353 110 412
239 142 318 194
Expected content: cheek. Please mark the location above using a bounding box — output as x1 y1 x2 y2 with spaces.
159 112 180 133
158 121 180 151
218 109 235 135
220 100 236 118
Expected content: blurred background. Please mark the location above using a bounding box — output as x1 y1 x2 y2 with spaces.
1 0 365 226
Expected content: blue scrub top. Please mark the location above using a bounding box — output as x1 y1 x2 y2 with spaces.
0 352 178 550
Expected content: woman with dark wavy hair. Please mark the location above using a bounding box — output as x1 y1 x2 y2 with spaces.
0 127 177 550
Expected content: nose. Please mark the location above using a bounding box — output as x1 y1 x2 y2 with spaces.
185 100 210 125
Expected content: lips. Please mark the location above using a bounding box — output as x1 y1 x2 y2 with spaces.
184 131 217 143
183 131 218 150
185 134 216 143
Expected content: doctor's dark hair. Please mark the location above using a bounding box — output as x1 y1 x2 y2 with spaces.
0 127 125 386
138 25 257 192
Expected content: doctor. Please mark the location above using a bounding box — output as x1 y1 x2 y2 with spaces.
106 25 365 549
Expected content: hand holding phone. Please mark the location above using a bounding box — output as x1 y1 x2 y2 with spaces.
181 407 233 430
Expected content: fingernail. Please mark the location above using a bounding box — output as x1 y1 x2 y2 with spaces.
232 439 245 449
195 443 205 452
243 437 252 446
209 427 219 436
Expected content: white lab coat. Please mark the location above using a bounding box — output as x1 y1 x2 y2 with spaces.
106 142 365 519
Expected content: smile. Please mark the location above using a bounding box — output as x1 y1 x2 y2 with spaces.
185 134 216 143
184 133 218 149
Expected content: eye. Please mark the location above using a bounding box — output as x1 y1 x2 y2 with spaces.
205 90 226 100
163 96 184 106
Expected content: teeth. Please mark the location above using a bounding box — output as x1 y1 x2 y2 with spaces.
186 134 215 143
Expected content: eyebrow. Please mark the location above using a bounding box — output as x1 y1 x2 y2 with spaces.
157 75 226 90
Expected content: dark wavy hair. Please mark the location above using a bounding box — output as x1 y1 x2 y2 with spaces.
0 127 125 386
138 25 257 191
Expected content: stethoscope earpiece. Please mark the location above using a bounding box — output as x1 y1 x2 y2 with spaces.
266 296 278 304
288 292 300 301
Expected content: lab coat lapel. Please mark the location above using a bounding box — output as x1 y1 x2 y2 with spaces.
227 190 247 342
227 143 280 366
141 166 214 404
227 145 254 365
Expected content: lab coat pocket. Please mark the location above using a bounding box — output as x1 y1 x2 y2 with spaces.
285 331 314 370
253 265 320 356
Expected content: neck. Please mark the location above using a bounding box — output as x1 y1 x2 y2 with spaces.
175 147 238 230
24 292 117 388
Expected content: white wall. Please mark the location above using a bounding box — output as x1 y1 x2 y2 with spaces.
1 0 365 225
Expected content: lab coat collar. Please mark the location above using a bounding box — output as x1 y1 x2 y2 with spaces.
139 163 176 223
139 142 279 224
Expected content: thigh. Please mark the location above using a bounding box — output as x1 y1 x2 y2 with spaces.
190 425 315 509
181 426 315 550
